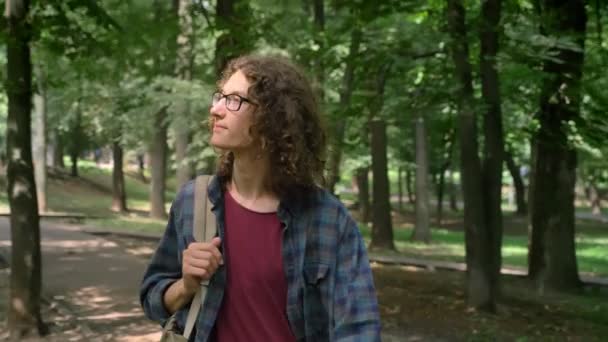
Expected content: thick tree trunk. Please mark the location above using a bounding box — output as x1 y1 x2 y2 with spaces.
149 108 168 219
369 120 395 250
111 141 128 213
174 0 194 191
356 167 370 223
529 0 586 292
411 117 430 242
5 0 46 336
505 150 527 215
32 66 47 213
326 29 361 193
447 0 495 311
480 0 504 300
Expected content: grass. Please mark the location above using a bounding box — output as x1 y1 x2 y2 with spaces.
359 219 608 278
0 158 173 234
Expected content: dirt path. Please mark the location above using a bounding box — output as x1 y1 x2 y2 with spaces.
0 218 160 341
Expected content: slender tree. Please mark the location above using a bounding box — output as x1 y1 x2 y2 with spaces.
32 64 48 213
174 0 195 190
411 117 430 242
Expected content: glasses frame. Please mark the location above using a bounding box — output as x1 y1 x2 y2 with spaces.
211 91 253 112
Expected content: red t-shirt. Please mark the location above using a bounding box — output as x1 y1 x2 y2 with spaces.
214 191 296 342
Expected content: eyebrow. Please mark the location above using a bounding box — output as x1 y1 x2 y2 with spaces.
221 89 248 97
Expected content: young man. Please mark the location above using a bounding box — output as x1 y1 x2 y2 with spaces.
140 55 381 341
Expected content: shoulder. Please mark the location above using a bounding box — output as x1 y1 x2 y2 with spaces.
303 187 358 236
172 179 196 215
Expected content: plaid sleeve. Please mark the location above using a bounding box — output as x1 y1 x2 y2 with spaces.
139 199 183 325
333 214 381 342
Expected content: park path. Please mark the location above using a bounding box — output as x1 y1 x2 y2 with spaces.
1 219 408 341
0 217 161 341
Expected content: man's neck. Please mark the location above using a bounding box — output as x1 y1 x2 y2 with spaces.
229 150 279 212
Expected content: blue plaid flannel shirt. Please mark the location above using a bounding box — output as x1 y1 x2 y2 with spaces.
140 176 381 341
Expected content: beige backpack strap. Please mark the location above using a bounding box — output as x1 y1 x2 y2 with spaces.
183 175 216 340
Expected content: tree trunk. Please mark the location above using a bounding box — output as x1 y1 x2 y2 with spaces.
588 183 602 215
411 117 430 242
436 169 446 227
326 28 361 193
437 134 454 226
449 170 459 212
356 167 370 223
70 152 78 177
480 0 504 300
215 0 251 75
50 130 64 169
149 108 168 219
406 168 414 204
174 0 194 191
112 141 128 213
5 0 46 336
137 153 146 182
529 0 586 292
505 150 527 215
397 166 403 211
312 0 325 99
447 0 495 311
369 120 395 250
32 65 47 213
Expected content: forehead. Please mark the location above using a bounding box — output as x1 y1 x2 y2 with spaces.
222 70 250 96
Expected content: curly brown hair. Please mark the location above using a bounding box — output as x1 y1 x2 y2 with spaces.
214 55 327 197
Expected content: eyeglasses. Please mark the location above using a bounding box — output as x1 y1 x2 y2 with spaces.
211 91 253 112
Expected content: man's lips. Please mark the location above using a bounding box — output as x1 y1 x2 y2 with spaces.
214 124 227 130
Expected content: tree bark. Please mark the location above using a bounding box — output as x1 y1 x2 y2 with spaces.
369 120 395 250
5 0 46 336
529 0 586 291
112 141 128 213
356 167 370 223
326 28 361 193
32 65 47 213
480 0 504 300
447 0 496 311
411 117 430 242
505 150 527 215
174 0 194 191
149 107 168 219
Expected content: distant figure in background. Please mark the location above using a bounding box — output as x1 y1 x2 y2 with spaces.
140 55 381 341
